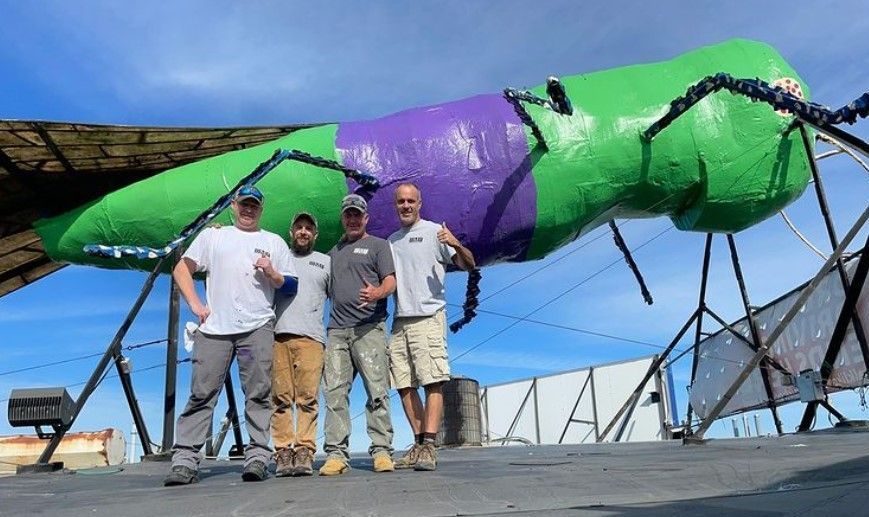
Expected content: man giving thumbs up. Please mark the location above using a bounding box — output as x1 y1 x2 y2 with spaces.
387 183 475 472
320 194 397 476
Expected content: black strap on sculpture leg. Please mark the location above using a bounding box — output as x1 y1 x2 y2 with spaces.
609 220 653 305
449 268 482 333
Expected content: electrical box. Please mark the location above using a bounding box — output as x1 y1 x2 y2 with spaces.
795 369 824 403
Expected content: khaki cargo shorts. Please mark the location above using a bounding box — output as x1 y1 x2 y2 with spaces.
389 310 450 389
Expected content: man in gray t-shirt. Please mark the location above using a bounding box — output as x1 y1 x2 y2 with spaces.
271 212 330 477
320 194 397 476
388 183 475 472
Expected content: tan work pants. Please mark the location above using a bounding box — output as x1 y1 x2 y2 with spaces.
270 334 324 452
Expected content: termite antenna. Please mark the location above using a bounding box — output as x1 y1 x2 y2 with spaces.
546 75 573 116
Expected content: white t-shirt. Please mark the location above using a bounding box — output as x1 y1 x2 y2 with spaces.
275 250 330 344
388 219 456 317
183 226 296 335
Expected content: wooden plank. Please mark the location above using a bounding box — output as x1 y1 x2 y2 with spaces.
3 146 55 162
0 248 44 275
0 131 34 146
0 261 66 298
102 140 202 158
144 129 231 143
0 230 41 256
22 260 65 282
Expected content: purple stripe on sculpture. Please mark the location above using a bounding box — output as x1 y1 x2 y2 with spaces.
335 93 536 265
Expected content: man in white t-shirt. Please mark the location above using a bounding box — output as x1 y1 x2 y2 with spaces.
164 185 297 486
387 183 475 471
271 212 330 477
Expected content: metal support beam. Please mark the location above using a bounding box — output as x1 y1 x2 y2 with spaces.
691 206 869 441
533 379 541 444
36 257 167 465
800 125 869 367
161 257 181 452
599 310 699 442
727 234 784 435
589 368 600 441
504 379 536 443
798 236 869 432
794 124 869 432
802 120 869 159
113 349 153 456
820 399 848 422
685 234 712 428
702 308 790 375
558 370 592 444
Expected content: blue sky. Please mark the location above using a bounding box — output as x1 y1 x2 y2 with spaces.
1 1 867 453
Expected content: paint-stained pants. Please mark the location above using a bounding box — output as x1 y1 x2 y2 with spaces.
270 334 324 452
323 322 394 459
171 322 274 470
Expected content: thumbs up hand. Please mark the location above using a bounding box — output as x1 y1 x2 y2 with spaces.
358 278 379 309
437 221 460 248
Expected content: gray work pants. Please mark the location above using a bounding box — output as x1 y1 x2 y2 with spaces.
323 321 394 459
171 322 274 470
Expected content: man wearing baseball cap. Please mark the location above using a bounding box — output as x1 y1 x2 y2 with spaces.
165 185 298 485
320 194 397 475
271 211 330 477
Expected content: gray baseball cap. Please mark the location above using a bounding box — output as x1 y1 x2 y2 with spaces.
341 194 367 214
291 211 318 228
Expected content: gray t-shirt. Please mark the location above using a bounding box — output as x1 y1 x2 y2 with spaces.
389 219 456 317
328 234 396 329
274 250 330 344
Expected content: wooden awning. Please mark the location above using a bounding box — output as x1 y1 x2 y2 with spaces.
0 120 320 298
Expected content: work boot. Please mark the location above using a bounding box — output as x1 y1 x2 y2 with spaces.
372 451 394 473
242 459 269 482
292 447 314 477
318 457 350 476
414 442 438 471
274 448 294 478
393 444 421 469
163 465 198 486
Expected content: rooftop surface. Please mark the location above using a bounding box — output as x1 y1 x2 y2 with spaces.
2 429 868 516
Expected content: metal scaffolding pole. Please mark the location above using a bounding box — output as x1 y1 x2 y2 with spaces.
690 206 869 441
163 276 180 449
799 237 869 432
727 234 784 435
35 258 167 466
685 234 713 427
598 311 698 442
800 125 869 365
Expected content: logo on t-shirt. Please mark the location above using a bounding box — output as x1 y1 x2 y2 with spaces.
353 248 369 255
254 248 271 258
309 260 326 269
409 237 424 243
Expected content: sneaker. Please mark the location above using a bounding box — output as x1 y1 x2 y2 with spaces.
242 459 269 482
292 448 314 477
394 444 421 470
274 448 294 478
318 457 350 476
163 465 198 486
414 443 437 471
372 452 394 473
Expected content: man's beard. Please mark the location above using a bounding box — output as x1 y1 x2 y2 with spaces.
292 241 313 255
